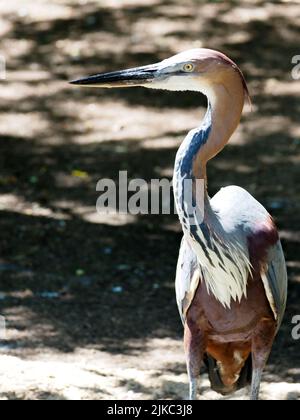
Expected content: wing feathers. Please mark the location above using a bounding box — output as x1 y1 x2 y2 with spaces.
261 241 287 328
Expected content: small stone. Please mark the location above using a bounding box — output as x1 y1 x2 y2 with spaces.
29 176 38 184
269 200 285 210
77 277 93 287
39 292 60 299
103 247 112 255
116 264 130 271
112 286 123 293
76 269 85 276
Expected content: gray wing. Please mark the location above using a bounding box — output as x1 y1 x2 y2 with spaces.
175 237 200 324
261 240 288 330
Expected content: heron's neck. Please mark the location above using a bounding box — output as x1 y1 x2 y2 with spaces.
194 81 245 180
173 78 245 223
173 77 251 308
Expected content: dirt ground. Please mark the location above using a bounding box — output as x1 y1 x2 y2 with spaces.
0 0 299 400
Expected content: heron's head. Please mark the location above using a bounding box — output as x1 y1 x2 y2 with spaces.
70 48 249 102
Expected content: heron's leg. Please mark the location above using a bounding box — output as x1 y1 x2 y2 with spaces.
184 320 205 400
250 319 276 400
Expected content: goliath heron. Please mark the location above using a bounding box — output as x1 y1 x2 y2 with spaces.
71 49 287 400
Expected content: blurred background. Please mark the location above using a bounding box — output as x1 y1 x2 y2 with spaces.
0 0 299 400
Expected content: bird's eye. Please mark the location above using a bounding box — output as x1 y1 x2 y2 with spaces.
183 63 194 72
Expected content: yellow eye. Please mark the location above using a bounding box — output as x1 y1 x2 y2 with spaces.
183 63 194 72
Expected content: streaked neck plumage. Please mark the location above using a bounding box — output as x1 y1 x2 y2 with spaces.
174 70 245 216
173 70 250 307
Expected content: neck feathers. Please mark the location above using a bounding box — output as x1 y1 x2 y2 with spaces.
174 69 246 195
173 65 251 308
193 70 246 179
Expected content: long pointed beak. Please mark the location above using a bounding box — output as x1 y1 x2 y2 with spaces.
70 63 160 88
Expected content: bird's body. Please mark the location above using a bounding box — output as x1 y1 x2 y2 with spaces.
169 52 287 398
71 48 287 400
176 186 286 396
176 185 284 324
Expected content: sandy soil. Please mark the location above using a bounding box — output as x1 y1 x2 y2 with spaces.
0 0 299 400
